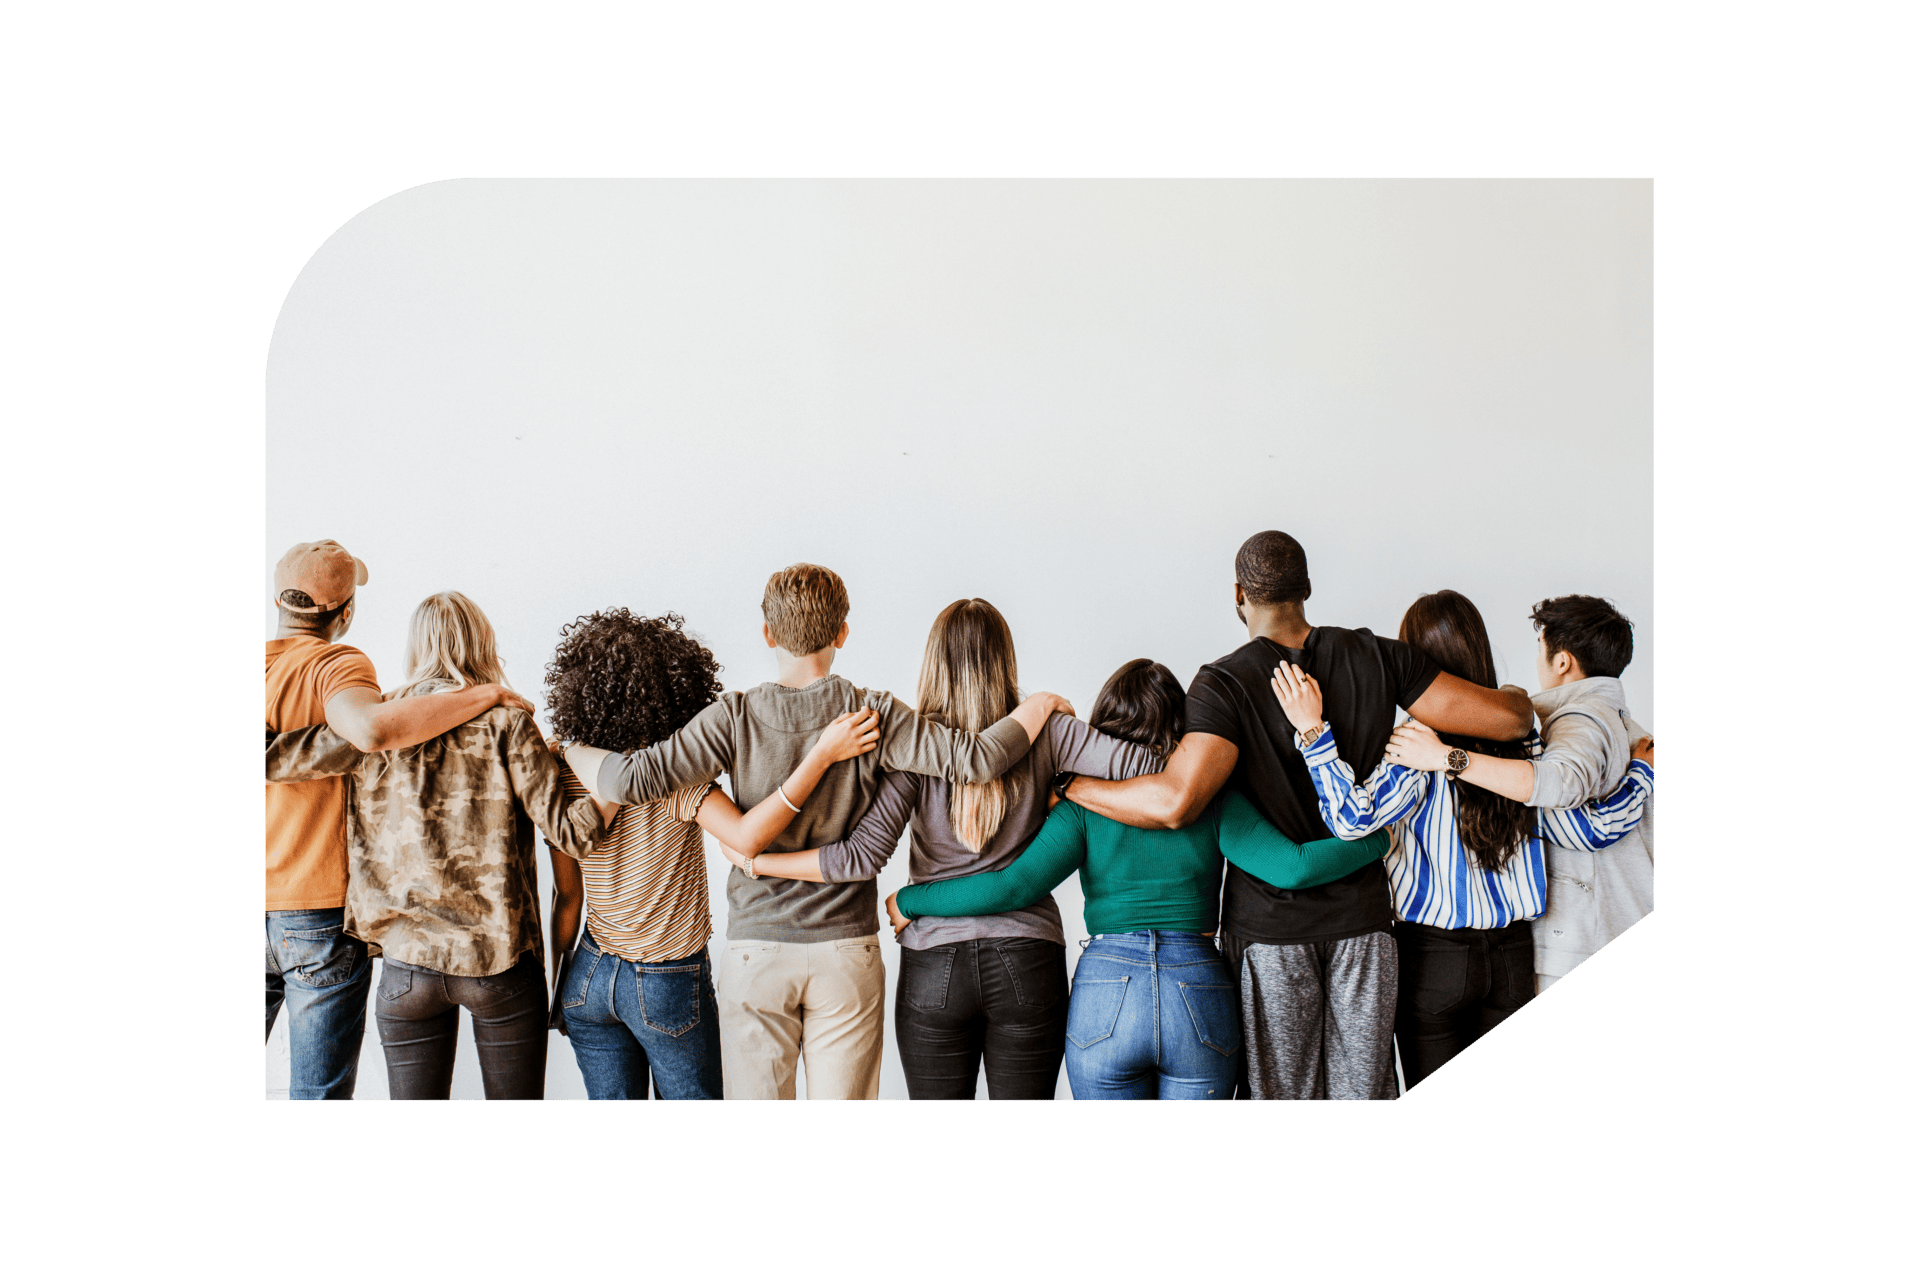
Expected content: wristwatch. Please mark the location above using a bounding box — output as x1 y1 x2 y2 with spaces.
1298 722 1327 748
746 854 759 879
1052 773 1075 803
1445 748 1470 780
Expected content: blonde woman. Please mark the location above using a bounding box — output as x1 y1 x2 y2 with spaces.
725 599 1161 1099
267 592 878 1099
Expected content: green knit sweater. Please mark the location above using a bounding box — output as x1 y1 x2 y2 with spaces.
895 791 1390 935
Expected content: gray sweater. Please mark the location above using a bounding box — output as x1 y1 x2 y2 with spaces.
595 674 1034 943
1528 676 1655 978
815 714 1161 949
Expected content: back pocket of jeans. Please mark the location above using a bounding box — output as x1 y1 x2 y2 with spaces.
1410 941 1471 1019
994 939 1066 1011
1178 981 1241 1057
639 963 705 1037
281 925 363 989
899 947 955 1013
1065 975 1129 1049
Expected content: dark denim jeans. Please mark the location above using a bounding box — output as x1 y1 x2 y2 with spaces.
895 937 1068 1099
560 932 722 1099
1064 930 1240 1100
266 908 371 1100
375 950 549 1099
1393 918 1536 1088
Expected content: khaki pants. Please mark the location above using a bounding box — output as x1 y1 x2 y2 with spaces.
715 935 886 1099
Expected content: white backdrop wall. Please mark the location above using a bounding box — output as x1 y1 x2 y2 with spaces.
266 179 1651 1099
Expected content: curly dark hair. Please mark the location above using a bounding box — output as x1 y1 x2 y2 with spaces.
544 609 724 752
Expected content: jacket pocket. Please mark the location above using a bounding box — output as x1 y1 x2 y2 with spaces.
639 962 705 1037
1178 981 1242 1057
899 946 955 1013
1065 974 1130 1049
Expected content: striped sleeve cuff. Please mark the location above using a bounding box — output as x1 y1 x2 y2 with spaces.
1626 759 1654 785
1297 727 1341 764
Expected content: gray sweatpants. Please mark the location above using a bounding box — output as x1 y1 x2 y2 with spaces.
1223 929 1398 1100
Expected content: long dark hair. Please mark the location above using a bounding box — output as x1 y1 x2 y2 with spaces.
1398 591 1532 871
1087 659 1185 760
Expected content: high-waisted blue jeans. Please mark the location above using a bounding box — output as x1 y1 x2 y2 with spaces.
1063 930 1240 1100
561 931 723 1099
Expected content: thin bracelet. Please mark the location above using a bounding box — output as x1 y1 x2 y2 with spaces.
776 784 803 813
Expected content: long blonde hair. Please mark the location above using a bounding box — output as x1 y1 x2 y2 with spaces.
917 599 1022 852
389 591 509 700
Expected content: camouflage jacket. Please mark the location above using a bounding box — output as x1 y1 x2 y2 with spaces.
265 681 605 978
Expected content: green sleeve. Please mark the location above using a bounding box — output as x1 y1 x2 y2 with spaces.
896 803 1090 920
1215 790 1391 890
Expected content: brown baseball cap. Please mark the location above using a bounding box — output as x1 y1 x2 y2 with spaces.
273 540 369 613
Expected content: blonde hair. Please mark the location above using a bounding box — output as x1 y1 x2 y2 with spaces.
390 591 509 700
762 563 850 656
917 599 1022 852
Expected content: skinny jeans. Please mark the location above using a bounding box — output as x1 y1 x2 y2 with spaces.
1063 931 1240 1100
894 937 1068 1099
374 951 548 1099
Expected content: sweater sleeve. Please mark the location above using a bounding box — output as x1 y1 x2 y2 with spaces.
1296 728 1430 837
265 723 365 783
1536 760 1653 851
595 698 734 805
815 770 918 882
896 803 1089 920
875 694 1033 784
1528 708 1615 808
1214 789 1391 891
1047 714 1162 781
503 713 606 858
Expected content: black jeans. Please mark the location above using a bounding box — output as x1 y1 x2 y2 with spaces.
1393 919 1536 1089
894 937 1068 1099
374 951 548 1099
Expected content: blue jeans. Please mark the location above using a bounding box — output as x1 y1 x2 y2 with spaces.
1063 930 1240 1100
265 909 371 1099
560 932 723 1099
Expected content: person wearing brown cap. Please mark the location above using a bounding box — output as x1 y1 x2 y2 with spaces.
265 539 533 1100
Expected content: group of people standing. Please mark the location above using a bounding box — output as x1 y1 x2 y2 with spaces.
265 529 1653 1100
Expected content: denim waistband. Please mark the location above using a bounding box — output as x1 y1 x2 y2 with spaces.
1081 929 1220 956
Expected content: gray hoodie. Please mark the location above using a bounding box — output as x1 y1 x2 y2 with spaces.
1528 676 1655 979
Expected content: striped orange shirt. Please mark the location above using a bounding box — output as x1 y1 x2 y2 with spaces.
558 769 714 964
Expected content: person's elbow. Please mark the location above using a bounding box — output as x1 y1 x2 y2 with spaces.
1490 690 1533 740
330 714 387 754
1147 784 1207 830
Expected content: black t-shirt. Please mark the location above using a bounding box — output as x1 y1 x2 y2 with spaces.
1185 627 1442 946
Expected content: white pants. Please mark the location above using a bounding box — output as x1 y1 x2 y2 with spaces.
715 935 886 1099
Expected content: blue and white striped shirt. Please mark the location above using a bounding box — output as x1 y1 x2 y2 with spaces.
1297 728 1654 931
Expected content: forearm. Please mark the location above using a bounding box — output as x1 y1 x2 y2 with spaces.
266 724 362 783
710 745 841 855
880 702 1031 784
1067 773 1195 830
1300 732 1423 837
1537 761 1653 851
895 858 1063 920
548 846 584 972
1456 753 1537 804
343 684 496 752
747 850 827 883
1218 796 1392 890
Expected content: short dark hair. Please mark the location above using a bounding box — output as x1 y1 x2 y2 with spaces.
1235 531 1310 606
1087 659 1186 760
277 589 347 634
544 609 725 752
1530 594 1634 679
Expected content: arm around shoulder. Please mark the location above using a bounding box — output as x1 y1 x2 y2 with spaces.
1405 674 1533 743
1066 731 1237 830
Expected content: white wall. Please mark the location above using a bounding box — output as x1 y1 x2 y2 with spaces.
266 179 1651 1098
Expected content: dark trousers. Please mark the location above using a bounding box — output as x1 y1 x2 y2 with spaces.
894 937 1068 1099
374 951 548 1099
1393 918 1536 1089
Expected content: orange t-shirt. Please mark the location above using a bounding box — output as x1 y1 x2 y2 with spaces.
265 636 380 910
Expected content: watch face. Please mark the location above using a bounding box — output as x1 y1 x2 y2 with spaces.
1447 748 1469 773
